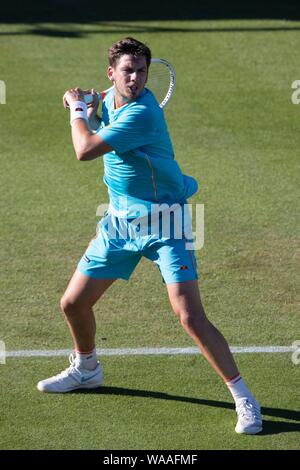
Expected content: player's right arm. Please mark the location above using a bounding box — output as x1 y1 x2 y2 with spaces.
63 88 114 161
71 119 113 161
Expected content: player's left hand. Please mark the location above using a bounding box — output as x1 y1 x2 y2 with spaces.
86 88 100 118
63 87 85 109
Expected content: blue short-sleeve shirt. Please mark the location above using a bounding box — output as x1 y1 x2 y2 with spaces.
96 86 198 217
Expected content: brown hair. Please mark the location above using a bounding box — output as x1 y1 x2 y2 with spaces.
108 37 151 68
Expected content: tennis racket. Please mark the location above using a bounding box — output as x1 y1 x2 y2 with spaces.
83 58 176 109
145 58 176 108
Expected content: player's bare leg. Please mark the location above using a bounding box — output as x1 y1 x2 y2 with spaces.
37 271 115 393
167 279 238 379
60 270 115 352
167 279 262 434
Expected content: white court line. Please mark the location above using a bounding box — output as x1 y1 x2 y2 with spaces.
5 346 296 357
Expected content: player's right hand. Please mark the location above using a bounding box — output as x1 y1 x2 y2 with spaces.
63 87 85 109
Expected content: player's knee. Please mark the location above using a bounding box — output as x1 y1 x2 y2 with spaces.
60 295 79 316
179 312 196 330
178 309 207 331
60 296 69 315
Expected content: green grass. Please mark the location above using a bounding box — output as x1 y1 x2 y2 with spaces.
0 354 299 450
0 20 299 449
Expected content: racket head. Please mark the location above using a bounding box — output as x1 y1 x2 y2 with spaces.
146 58 176 108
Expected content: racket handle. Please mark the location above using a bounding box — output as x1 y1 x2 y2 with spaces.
84 92 101 105
64 91 102 109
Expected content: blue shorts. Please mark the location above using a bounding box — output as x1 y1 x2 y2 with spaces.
77 211 198 285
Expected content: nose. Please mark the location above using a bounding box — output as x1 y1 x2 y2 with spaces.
130 71 137 82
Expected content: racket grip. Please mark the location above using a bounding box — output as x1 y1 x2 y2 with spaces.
84 92 101 105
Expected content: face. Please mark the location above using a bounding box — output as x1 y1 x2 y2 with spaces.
108 54 148 107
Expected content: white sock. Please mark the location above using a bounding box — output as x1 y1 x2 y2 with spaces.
226 373 253 404
75 347 98 371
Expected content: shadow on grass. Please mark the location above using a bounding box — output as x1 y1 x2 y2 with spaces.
259 420 300 436
1 23 300 39
71 385 300 435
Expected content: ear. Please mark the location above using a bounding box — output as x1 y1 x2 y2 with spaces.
107 66 114 82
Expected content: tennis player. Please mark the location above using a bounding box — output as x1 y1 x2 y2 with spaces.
37 37 262 435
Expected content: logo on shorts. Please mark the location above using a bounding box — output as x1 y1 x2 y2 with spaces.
180 265 188 270
75 106 84 112
83 254 90 263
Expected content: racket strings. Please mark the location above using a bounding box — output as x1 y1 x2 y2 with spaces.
146 62 173 107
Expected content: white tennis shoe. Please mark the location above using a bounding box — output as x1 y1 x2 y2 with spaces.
37 353 102 393
235 397 262 434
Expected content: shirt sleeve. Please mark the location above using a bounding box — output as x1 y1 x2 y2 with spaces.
96 104 158 154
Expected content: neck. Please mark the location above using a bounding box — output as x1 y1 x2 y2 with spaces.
114 95 129 109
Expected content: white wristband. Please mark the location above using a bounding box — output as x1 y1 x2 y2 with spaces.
70 100 88 125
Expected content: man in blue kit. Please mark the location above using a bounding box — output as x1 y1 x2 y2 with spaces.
37 37 262 435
